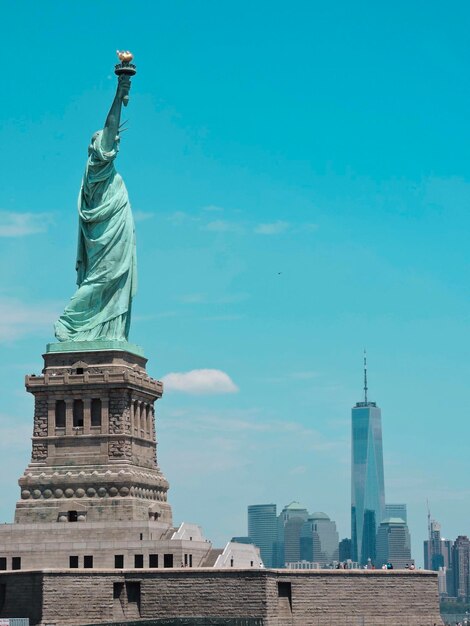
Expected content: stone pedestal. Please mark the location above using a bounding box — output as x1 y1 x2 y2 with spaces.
15 347 172 525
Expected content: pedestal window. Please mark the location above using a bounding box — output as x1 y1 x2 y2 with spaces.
73 400 84 427
55 400 66 428
91 398 102 427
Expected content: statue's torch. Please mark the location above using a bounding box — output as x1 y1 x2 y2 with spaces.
115 51 137 107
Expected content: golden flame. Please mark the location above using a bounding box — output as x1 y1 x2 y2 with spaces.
116 50 134 63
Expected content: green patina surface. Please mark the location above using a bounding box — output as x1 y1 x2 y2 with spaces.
46 340 144 358
54 66 137 344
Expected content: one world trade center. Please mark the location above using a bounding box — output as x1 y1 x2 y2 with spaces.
351 353 385 565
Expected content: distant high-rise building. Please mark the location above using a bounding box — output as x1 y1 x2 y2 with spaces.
276 502 309 567
351 353 386 565
385 504 407 523
339 538 352 561
423 515 454 597
452 536 470 601
437 567 449 596
248 504 277 568
424 518 452 572
446 565 456 598
376 517 412 569
300 512 339 565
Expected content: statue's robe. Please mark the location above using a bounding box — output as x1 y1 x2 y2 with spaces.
55 132 137 342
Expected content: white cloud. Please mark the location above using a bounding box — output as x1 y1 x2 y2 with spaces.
0 297 60 342
0 211 54 237
254 220 290 235
133 210 154 222
202 220 241 233
253 220 319 235
161 369 239 395
167 211 200 225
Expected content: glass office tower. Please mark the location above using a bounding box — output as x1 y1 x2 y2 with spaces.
248 504 277 567
351 355 385 565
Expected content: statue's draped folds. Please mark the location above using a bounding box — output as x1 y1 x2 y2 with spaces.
54 131 137 342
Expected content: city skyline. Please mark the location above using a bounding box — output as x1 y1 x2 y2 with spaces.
2 1 470 567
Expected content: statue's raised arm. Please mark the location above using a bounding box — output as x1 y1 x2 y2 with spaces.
54 52 138 346
102 51 136 152
101 75 130 153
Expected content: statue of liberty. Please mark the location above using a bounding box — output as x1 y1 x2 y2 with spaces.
55 52 137 343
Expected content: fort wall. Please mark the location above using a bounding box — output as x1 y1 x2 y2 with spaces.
0 568 442 626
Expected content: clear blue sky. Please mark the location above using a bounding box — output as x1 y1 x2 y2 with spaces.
1 1 470 565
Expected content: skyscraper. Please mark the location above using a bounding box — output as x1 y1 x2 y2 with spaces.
452 536 470 601
276 502 309 567
248 504 277 568
339 538 352 561
424 518 452 571
376 518 412 569
351 353 386 565
300 512 339 565
423 513 454 596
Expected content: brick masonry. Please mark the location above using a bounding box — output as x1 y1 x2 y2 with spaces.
0 568 442 626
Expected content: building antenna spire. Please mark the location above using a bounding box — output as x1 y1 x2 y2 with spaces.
363 349 368 404
427 498 431 540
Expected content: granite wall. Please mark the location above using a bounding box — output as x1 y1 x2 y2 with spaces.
0 568 442 626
